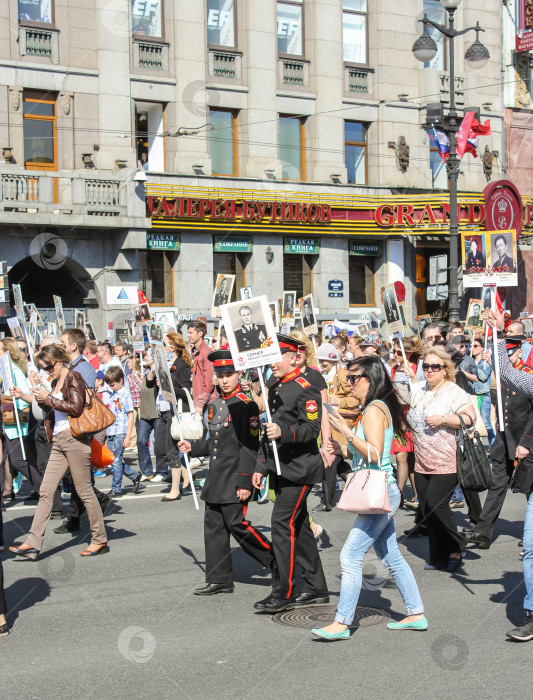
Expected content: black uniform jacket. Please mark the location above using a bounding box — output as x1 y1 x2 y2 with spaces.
492 360 533 460
190 387 260 504
256 367 323 485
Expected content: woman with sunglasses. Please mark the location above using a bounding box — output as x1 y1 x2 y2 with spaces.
312 356 427 641
471 337 495 446
390 337 424 506
408 347 476 572
9 344 108 559
0 337 42 506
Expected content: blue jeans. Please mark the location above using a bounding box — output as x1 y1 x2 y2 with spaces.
335 482 425 625
478 394 495 447
137 417 166 477
523 490 533 612
108 434 138 493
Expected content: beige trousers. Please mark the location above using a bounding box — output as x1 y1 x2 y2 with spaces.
26 430 107 550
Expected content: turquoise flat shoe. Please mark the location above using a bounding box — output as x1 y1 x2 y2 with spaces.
387 617 428 631
311 627 350 641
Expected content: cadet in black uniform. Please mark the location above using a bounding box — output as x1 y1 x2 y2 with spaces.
467 336 533 549
253 335 328 613
179 350 274 595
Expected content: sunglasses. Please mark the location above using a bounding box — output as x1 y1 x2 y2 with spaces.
346 374 363 384
422 363 445 372
42 363 55 372
473 343 481 348
18 346 29 353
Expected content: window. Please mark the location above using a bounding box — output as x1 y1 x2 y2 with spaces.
135 102 165 171
139 250 174 304
283 254 314 300
423 0 445 69
23 90 57 171
343 0 367 65
349 257 374 305
132 0 162 38
430 147 447 188
210 108 237 176
207 0 235 47
213 252 246 300
345 121 367 185
279 115 305 180
18 0 53 24
277 0 303 56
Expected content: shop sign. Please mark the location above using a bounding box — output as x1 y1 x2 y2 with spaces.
147 233 180 250
213 236 253 253
374 202 486 228
483 180 524 237
283 238 320 254
328 279 344 298
148 196 332 224
517 0 533 52
349 242 382 256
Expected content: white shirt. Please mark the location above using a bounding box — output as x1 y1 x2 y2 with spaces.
52 391 70 435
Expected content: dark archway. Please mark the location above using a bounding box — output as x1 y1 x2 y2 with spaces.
7 256 95 308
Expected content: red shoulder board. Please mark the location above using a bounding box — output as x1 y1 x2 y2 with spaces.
237 392 251 403
523 366 533 374
295 376 310 388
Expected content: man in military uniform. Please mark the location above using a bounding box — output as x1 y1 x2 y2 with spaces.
214 278 230 308
178 350 274 595
466 336 533 549
253 334 328 613
234 305 267 352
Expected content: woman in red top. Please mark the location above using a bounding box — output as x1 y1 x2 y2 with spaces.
390 337 424 504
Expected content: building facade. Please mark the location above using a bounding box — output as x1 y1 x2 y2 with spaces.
0 0 522 339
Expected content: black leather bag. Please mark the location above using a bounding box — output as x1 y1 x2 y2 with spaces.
511 453 533 496
456 415 494 492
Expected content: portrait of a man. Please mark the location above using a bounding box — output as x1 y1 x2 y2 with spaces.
214 278 230 307
234 305 267 352
465 237 486 270
466 300 483 328
301 298 315 328
492 234 514 271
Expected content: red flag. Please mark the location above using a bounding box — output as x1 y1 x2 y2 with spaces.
138 288 149 304
470 117 491 136
456 111 475 158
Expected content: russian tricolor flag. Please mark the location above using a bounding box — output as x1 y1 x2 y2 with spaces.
431 126 450 162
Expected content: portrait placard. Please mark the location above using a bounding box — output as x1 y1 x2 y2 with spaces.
212 274 236 318
281 291 296 326
300 293 318 337
381 284 403 336
465 299 484 331
53 295 66 333
152 344 176 405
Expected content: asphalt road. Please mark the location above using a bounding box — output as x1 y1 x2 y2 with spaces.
1 462 531 700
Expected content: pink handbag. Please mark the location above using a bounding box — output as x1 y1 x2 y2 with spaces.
337 444 391 515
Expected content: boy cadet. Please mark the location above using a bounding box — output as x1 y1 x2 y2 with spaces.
253 334 329 613
179 350 275 595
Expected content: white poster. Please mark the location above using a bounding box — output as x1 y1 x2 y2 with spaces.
220 295 281 370
300 293 318 338
152 344 176 405
53 295 65 333
0 350 14 391
106 286 139 305
381 283 403 336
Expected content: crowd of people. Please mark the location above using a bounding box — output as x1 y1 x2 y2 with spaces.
1 312 532 644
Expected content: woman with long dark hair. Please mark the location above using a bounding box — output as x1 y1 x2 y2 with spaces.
153 332 193 501
311 356 427 641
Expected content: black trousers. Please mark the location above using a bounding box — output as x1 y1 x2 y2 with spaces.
3 436 42 493
67 480 108 521
154 412 177 468
270 477 328 600
0 507 5 615
475 452 523 540
204 501 274 584
463 488 482 525
415 472 467 565
322 456 351 510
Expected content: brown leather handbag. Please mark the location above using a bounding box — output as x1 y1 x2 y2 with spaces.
69 386 115 438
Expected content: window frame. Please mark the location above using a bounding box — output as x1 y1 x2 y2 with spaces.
277 0 305 59
422 0 447 70
283 252 315 299
348 256 375 307
209 107 238 177
18 0 55 28
279 114 305 181
342 1 368 68
344 120 368 185
23 90 58 172
206 0 238 50
132 0 165 42
139 249 176 306
429 146 448 189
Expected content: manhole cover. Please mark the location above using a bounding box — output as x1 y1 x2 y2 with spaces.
272 605 390 629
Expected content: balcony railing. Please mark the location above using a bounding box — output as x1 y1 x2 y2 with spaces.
25 29 53 57
1 174 39 202
213 52 237 78
138 42 163 69
86 180 120 207
282 60 305 85
347 68 369 93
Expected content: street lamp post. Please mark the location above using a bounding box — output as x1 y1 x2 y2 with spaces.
412 0 489 323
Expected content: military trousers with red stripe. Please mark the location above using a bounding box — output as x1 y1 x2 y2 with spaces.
270 476 328 600
204 501 274 585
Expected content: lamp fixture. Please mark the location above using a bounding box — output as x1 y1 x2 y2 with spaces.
133 169 147 182
82 153 94 169
2 146 13 163
412 27 438 63
465 24 490 69
440 0 462 9
115 159 128 168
